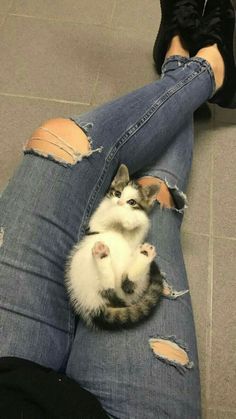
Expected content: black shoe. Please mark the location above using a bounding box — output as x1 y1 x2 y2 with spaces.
153 0 206 74
200 0 236 108
194 103 212 120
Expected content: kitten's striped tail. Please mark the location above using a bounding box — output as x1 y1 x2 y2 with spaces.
91 262 164 330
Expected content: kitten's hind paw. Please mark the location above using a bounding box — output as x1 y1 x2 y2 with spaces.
92 241 110 259
139 243 156 260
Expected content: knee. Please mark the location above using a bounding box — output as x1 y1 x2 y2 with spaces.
137 177 175 209
24 118 94 165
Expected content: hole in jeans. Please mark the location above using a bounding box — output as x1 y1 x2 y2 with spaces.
149 336 194 373
162 278 189 300
137 177 175 209
23 118 103 167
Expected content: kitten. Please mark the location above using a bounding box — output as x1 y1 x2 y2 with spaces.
65 164 164 330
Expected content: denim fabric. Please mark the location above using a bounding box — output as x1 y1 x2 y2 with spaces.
0 56 215 418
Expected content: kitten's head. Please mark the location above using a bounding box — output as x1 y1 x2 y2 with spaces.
107 164 159 212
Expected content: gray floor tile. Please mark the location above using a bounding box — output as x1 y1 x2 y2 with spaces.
214 106 236 124
212 124 236 238
10 0 115 26
209 238 236 409
111 0 160 35
208 410 236 419
0 1 235 416
182 121 213 235
0 16 111 103
0 95 91 191
92 28 157 105
182 232 210 409
0 15 6 25
0 0 13 14
206 410 214 419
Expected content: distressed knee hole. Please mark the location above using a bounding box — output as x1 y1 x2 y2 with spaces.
137 177 175 209
137 176 188 213
162 278 189 299
23 118 102 166
149 337 194 371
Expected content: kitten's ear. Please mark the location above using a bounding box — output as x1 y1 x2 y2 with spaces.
111 164 129 187
141 184 160 205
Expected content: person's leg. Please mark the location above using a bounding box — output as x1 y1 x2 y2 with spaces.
65 58 200 419
0 48 215 372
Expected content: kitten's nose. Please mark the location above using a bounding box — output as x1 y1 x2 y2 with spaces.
118 200 125 206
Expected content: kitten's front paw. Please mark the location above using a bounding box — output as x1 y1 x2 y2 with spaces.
139 243 156 261
92 241 110 259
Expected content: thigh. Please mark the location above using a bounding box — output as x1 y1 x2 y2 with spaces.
66 121 201 419
0 56 205 371
66 210 201 419
0 118 110 369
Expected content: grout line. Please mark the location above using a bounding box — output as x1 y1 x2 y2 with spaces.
8 12 156 35
109 0 117 26
0 92 90 106
205 137 214 406
182 230 236 241
89 65 102 106
182 230 210 238
8 12 114 28
214 234 236 241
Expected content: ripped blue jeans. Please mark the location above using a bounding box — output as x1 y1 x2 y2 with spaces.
0 56 216 418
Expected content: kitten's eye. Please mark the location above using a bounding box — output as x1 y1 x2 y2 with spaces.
114 190 121 198
127 199 137 206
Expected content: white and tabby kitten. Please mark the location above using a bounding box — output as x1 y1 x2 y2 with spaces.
65 164 164 329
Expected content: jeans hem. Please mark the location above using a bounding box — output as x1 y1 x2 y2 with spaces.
191 56 217 98
162 55 217 99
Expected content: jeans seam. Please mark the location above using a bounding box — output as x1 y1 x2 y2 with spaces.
60 307 76 372
107 67 208 160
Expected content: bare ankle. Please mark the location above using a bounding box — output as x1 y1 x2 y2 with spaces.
165 35 190 59
195 44 225 90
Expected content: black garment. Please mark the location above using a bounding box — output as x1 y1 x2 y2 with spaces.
0 357 110 419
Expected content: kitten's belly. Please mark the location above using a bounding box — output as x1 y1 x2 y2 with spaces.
69 232 132 295
87 232 133 280
89 231 132 275
67 232 134 311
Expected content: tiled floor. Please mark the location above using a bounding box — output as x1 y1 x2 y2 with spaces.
0 1 235 418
